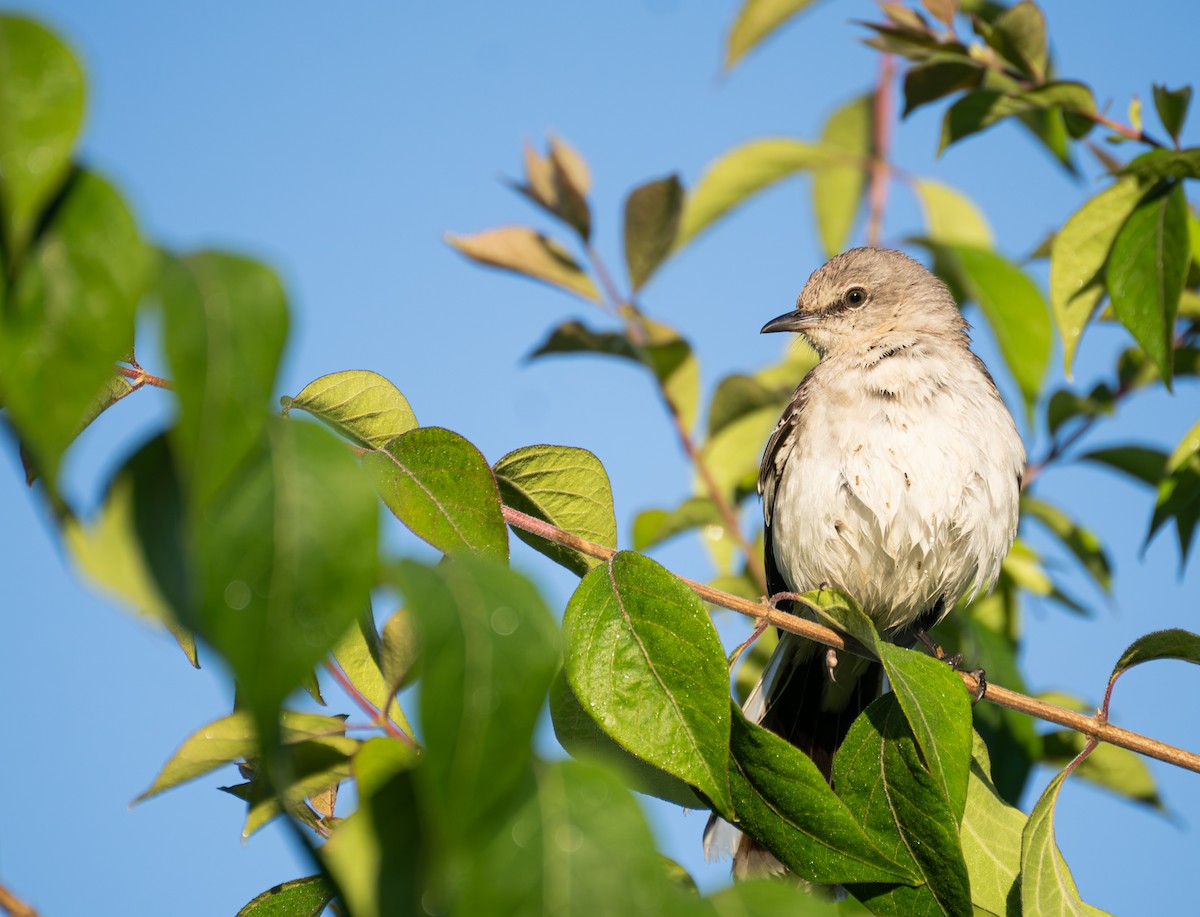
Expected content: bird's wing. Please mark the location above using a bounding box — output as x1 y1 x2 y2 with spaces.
759 380 807 598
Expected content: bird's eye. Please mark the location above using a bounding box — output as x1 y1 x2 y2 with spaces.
845 287 867 306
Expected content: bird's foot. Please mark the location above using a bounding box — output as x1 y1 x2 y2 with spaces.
913 629 988 704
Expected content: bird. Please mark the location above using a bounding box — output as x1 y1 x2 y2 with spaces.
705 247 1025 878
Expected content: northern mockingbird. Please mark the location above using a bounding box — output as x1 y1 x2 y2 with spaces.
706 247 1025 877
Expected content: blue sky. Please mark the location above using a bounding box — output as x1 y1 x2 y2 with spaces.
2 2 1198 914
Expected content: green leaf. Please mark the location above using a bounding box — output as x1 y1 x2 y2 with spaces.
1045 384 1114 437
63 441 197 667
1049 175 1147 377
446 226 600 303
1105 630 1200 718
494 444 617 575
549 668 705 809
458 759 688 917
699 405 781 502
514 135 593 240
1080 445 1168 487
932 243 1051 415
624 174 684 292
0 171 147 486
724 705 915 884
1108 182 1189 386
159 251 289 505
395 557 560 846
959 733 1026 916
364 426 508 562
1021 764 1110 916
1021 496 1113 592
912 179 993 248
632 496 723 551
708 372 788 438
136 710 350 802
562 552 733 814
0 16 85 258
320 740 424 917
235 875 334 917
985 0 1048 80
1120 147 1200 183
724 0 823 70
332 610 412 736
677 139 837 249
192 419 380 724
813 94 872 257
838 695 971 916
1153 84 1192 146
902 56 983 118
1041 730 1161 809
940 82 1094 153
282 370 417 449
379 607 419 693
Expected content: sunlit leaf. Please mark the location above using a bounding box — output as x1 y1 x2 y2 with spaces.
446 226 601 303
959 733 1025 916
632 496 722 551
364 426 508 562
234 875 334 917
332 610 412 735
940 82 1094 153
1108 182 1189 386
563 552 732 814
912 179 993 248
624 174 683 291
724 0 824 70
1022 495 1113 592
494 443 617 575
984 0 1048 81
0 16 85 257
1041 730 1161 809
282 370 417 449
677 139 837 249
813 94 872 257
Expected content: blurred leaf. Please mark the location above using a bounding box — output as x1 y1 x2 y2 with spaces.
1018 105 1080 173
984 0 1047 80
1080 445 1168 488
563 552 732 814
1041 730 1161 809
838 695 971 916
332 610 412 735
724 0 824 69
902 56 983 117
1002 539 1054 598
677 139 837 249
64 444 197 667
959 733 1026 915
813 94 872 257
159 250 288 505
700 405 780 503
234 875 334 917
1120 147 1200 183
1108 182 1189 386
921 0 959 28
530 319 640 363
458 759 690 917
724 706 914 884
708 372 787 437
396 557 559 850
1148 422 1200 561
1050 177 1146 375
632 496 722 551
494 443 617 575
320 740 424 917
932 243 1051 415
1045 383 1114 437
364 426 508 562
0 172 147 486
282 370 417 449
1153 84 1193 146
549 668 705 809
1022 495 1113 592
379 607 419 694
912 179 993 247
709 879 848 915
0 15 85 258
192 419 380 727
446 226 600 303
1021 764 1110 916
624 174 683 292
515 136 593 240
940 82 1094 152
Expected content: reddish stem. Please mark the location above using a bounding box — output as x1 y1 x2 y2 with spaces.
324 661 419 750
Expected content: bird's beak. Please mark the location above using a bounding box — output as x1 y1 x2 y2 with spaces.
760 309 816 334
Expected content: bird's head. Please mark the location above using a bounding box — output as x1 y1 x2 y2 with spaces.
761 247 966 356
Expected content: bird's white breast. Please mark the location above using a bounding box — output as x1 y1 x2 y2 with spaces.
771 346 1023 633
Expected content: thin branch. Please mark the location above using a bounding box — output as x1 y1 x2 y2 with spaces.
116 363 173 391
501 504 1200 775
0 883 37 917
866 53 895 248
323 661 420 751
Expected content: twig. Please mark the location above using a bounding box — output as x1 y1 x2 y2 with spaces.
323 661 420 751
866 53 895 248
0 882 37 917
116 363 173 391
500 504 1200 775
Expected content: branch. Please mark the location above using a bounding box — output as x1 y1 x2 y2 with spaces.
323 661 420 751
0 882 37 917
501 504 1200 775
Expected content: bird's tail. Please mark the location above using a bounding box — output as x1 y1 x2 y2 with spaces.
704 631 883 877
